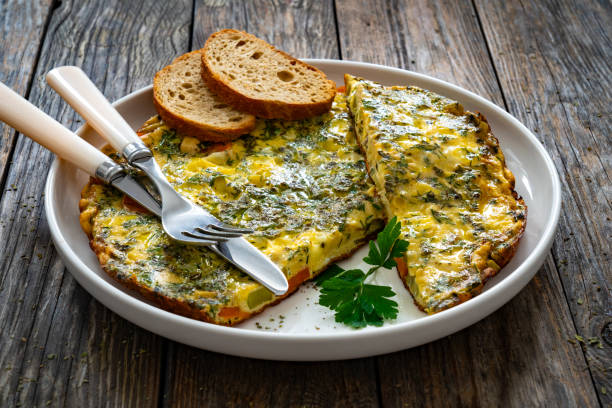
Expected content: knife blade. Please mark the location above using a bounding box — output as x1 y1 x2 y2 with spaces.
109 172 162 217
210 239 289 296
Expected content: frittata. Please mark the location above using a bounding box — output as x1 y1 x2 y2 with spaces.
345 75 526 313
79 94 386 325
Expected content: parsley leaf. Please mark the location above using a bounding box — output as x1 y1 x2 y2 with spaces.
430 209 455 225
316 217 408 328
364 216 408 268
314 264 345 286
361 284 398 319
319 270 365 309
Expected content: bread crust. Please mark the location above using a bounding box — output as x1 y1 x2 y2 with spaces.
153 50 256 142
201 29 336 120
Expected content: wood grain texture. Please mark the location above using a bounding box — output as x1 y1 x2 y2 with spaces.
192 0 339 59
160 2 379 407
0 0 54 192
164 347 378 408
0 0 191 406
475 0 611 404
376 260 600 407
334 0 503 105
0 0 609 407
336 0 602 406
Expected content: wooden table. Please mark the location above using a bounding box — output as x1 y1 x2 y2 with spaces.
0 0 609 406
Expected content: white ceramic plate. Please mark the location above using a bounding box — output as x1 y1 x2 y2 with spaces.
45 60 561 361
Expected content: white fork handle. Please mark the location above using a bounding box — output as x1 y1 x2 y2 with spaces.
46 66 141 154
0 81 110 176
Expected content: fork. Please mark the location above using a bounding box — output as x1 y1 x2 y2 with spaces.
46 66 289 295
46 66 251 246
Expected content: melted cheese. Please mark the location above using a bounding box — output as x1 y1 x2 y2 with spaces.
81 94 385 324
346 75 526 313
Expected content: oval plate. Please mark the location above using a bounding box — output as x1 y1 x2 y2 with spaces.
45 60 561 361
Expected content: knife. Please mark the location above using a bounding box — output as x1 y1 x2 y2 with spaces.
0 80 162 216
96 161 162 216
0 78 288 296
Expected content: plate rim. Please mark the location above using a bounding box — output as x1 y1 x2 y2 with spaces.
44 59 561 359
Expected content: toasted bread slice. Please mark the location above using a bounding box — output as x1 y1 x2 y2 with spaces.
153 50 256 141
201 29 336 120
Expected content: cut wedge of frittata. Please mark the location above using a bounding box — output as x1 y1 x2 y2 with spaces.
79 93 386 325
345 75 526 313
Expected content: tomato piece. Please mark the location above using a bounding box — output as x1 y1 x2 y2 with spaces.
395 257 408 279
288 267 310 292
122 195 151 214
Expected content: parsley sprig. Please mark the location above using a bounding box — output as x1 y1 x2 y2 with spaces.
315 217 408 328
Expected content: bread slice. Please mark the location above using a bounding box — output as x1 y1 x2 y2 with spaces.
153 50 256 141
201 29 336 120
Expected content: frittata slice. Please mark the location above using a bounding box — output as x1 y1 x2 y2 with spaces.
345 75 526 313
79 93 386 325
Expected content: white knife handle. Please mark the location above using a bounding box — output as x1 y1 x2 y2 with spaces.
0 81 111 176
46 66 141 154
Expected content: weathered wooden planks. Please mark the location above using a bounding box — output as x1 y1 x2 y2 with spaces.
191 0 339 59
160 1 381 407
0 0 609 406
0 0 192 406
475 0 611 404
165 347 378 407
373 260 600 407
335 0 602 406
334 0 504 104
0 0 54 192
